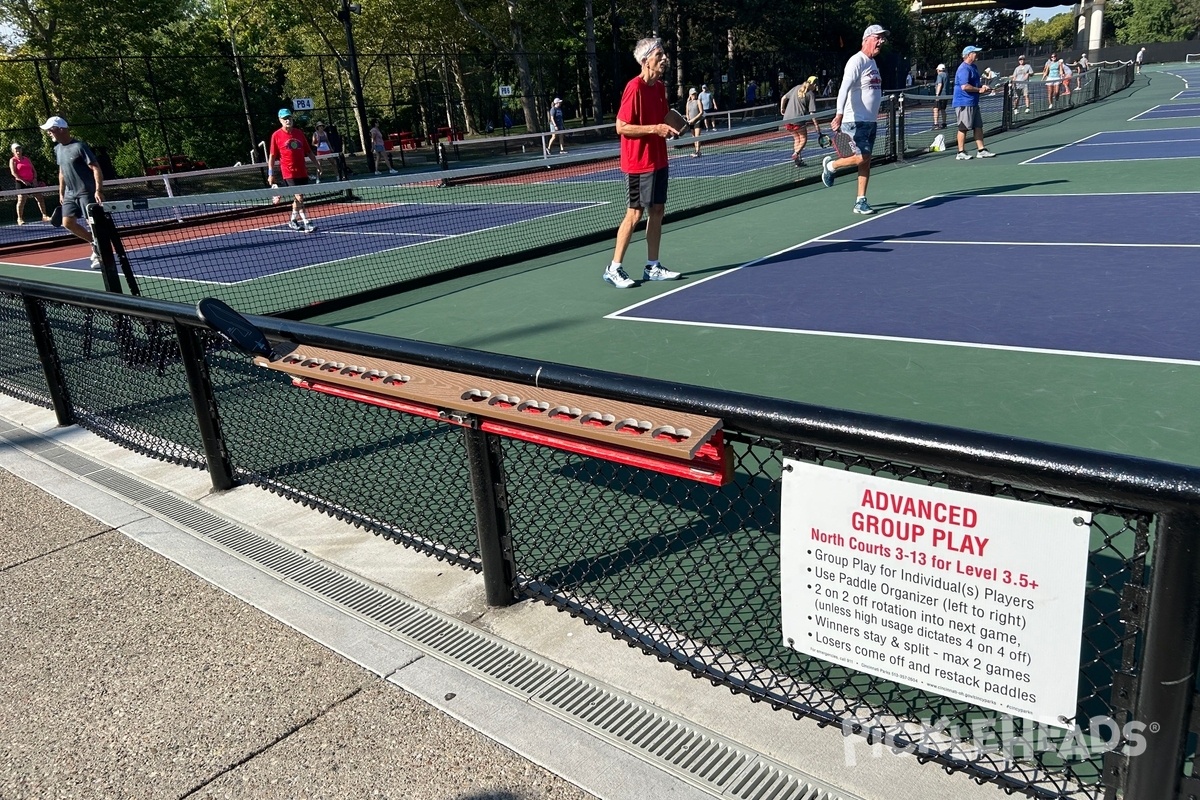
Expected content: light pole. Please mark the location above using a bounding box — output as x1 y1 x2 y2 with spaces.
337 0 371 165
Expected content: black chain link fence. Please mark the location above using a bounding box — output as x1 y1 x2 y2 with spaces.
0 284 1194 799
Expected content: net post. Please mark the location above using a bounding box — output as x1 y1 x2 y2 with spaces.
1002 82 1013 130
895 93 905 160
87 203 123 295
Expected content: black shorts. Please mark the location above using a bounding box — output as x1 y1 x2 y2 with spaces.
281 176 310 187
935 99 948 111
626 166 669 209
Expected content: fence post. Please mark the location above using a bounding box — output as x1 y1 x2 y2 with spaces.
22 296 74 427
174 321 235 491
463 426 517 606
1122 507 1200 798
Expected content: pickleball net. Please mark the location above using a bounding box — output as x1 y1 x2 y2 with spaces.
93 114 897 317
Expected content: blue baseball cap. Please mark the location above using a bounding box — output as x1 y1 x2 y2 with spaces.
962 45 983 57
278 108 293 118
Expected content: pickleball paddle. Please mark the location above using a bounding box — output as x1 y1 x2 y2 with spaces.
196 297 294 361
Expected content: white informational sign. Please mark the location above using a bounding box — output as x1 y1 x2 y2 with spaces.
292 98 315 111
781 460 1092 728
498 85 514 97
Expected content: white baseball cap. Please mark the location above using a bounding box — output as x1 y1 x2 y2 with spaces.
863 24 889 39
40 116 69 130
936 64 946 71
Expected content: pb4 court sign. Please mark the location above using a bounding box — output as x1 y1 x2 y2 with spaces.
780 460 1092 728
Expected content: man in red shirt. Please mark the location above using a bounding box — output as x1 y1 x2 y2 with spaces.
267 108 322 232
603 37 683 288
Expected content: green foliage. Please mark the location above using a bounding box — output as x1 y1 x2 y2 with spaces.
1024 14 1075 50
0 0 1036 177
1115 0 1196 41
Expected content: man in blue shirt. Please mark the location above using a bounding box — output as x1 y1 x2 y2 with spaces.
952 46 996 160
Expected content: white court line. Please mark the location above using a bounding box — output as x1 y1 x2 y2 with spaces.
818 238 1200 248
1129 103 1200 121
603 314 1200 367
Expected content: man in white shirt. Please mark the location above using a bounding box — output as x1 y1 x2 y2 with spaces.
821 24 887 215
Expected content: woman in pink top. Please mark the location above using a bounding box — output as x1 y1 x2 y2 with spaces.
9 143 51 224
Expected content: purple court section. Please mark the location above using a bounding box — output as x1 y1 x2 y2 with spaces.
114 201 598 283
827 193 1200 245
1135 102 1200 119
616 193 1200 362
1028 128 1200 163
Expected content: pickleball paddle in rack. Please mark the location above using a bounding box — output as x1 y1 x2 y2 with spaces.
197 298 731 485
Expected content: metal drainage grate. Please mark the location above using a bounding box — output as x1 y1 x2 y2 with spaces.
8 426 863 800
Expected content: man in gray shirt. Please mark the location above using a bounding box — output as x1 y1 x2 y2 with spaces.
40 116 104 269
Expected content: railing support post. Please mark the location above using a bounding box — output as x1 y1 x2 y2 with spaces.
1122 508 1200 798
463 426 517 606
23 296 74 427
175 321 235 491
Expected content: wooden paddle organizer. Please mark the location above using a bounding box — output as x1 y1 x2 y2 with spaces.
256 345 732 485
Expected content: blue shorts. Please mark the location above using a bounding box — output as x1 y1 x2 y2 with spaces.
842 121 878 158
61 191 93 220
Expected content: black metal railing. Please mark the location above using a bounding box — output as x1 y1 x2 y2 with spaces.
0 278 1195 799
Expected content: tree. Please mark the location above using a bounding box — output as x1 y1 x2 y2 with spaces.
1116 0 1195 41
1025 14 1075 50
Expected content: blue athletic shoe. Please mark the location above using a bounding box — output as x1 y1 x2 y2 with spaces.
821 156 835 188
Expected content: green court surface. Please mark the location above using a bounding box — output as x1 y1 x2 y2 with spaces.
305 69 1200 468
8 69 1199 469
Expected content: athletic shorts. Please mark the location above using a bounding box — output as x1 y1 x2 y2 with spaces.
626 166 669 209
280 176 310 187
1015 83 1029 97
373 144 386 153
935 99 948 111
60 191 93 220
955 106 983 131
842 121 877 158
785 122 813 133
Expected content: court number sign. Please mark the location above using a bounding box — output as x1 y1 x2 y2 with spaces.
498 85 514 97
292 98 315 111
780 460 1091 728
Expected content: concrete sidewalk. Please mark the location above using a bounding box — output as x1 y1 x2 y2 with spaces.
0 394 1003 800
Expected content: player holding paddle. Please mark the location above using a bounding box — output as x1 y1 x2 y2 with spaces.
781 76 821 167
267 108 322 233
821 24 887 215
602 37 684 289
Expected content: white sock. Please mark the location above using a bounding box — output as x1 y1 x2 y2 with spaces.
608 261 621 271
298 211 309 223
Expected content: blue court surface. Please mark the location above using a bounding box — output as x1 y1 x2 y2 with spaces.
1022 127 1200 163
44 200 604 282
612 192 1200 363
1172 89 1200 100
1129 101 1200 120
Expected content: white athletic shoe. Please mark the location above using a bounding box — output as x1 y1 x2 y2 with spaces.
603 265 635 288
955 151 972 161
976 149 996 158
643 264 681 281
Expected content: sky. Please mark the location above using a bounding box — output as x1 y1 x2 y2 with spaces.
1027 5 1076 21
